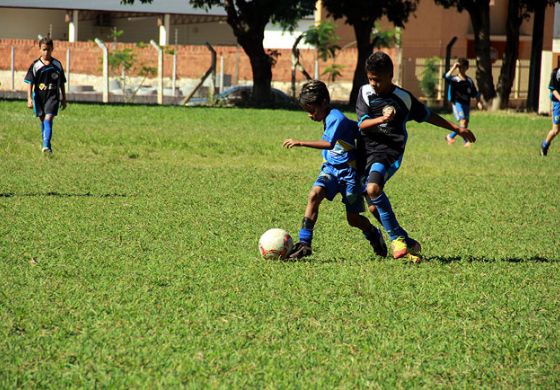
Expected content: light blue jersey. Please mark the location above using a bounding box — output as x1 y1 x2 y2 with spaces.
321 108 360 168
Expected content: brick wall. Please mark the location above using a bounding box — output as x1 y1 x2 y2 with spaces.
0 38 396 84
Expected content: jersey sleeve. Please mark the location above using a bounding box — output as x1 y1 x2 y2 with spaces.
549 69 560 92
409 93 431 123
322 114 342 147
24 63 34 84
469 78 480 98
356 86 371 124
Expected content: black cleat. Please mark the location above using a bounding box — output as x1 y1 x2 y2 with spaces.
367 227 388 257
289 242 313 259
540 141 549 156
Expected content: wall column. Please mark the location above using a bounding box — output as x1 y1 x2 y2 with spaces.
159 13 170 46
67 10 79 42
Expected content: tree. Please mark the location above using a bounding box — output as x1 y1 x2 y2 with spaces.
434 0 496 104
122 0 315 105
322 0 419 105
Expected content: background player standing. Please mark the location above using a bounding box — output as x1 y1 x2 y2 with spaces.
283 80 387 260
25 37 67 154
540 66 560 156
443 58 483 147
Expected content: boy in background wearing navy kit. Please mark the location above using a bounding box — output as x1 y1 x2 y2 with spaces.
540 65 560 156
25 37 67 154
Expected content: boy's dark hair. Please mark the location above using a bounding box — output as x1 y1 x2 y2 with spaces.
299 80 330 105
365 51 393 76
38 37 53 48
458 57 469 68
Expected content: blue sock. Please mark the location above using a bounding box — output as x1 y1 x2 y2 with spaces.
371 192 407 241
449 131 457 139
40 121 45 144
299 228 313 245
542 140 549 148
43 120 52 149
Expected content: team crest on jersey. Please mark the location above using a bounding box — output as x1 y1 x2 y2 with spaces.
38 83 46 90
51 73 59 80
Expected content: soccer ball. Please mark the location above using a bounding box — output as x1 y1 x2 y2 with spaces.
258 228 294 260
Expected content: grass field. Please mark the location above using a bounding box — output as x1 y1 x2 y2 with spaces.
1 100 559 388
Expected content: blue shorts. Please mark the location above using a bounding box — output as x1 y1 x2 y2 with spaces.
452 102 470 122
313 163 365 213
553 101 560 125
364 155 403 205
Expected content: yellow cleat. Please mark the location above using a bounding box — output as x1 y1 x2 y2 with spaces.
391 236 408 259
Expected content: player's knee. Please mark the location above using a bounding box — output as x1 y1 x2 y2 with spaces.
368 204 377 214
307 187 324 206
367 182 382 199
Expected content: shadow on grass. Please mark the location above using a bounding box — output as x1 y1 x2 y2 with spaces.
0 192 128 198
425 255 559 263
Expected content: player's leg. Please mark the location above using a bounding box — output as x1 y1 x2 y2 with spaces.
42 114 54 153
541 103 560 156
460 107 472 147
366 162 420 262
342 171 387 257
446 103 462 144
290 167 334 259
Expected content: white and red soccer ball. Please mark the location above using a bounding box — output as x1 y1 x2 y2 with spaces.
258 228 293 260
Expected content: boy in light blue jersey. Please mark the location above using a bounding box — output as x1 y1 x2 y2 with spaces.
283 80 386 259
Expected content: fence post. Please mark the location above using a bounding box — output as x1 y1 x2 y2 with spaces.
150 40 163 105
94 38 109 103
514 59 520 99
10 46 15 91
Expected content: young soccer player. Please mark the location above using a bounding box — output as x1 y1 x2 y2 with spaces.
357 51 476 263
443 58 483 147
283 80 387 259
540 66 560 156
25 37 67 154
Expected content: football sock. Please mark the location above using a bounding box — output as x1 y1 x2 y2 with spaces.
449 131 458 139
299 217 314 245
371 192 407 241
43 120 53 149
40 121 45 145
542 140 549 148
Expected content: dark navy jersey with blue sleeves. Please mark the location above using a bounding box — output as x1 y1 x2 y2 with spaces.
356 84 430 165
549 67 560 102
321 108 360 167
444 74 479 105
24 57 66 103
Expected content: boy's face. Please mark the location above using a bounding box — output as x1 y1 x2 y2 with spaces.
39 43 53 60
303 101 329 122
367 71 393 95
458 64 468 74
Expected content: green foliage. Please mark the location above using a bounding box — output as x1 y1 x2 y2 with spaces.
321 63 344 82
1 101 559 387
108 48 134 74
372 22 401 48
304 21 340 62
420 56 440 99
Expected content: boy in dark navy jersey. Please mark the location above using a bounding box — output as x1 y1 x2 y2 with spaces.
283 80 387 259
25 37 67 154
443 58 483 146
540 66 560 156
357 52 476 263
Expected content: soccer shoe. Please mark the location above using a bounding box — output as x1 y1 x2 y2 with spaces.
391 236 409 259
463 141 472 148
445 134 456 145
289 242 312 259
42 147 52 155
406 237 422 256
367 227 388 257
541 141 549 156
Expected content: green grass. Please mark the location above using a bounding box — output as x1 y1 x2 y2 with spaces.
0 100 559 388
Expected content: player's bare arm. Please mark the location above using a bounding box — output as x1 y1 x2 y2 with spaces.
60 84 67 110
359 111 394 133
426 112 476 143
283 139 332 149
26 83 33 109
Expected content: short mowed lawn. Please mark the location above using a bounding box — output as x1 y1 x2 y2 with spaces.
0 100 558 388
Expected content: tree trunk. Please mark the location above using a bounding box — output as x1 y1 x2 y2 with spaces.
496 0 522 109
466 1 496 104
235 33 273 105
349 21 374 106
527 0 546 112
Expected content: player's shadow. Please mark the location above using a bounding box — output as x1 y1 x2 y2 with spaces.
0 192 128 198
425 255 559 263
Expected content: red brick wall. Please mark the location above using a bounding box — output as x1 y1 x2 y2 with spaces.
0 38 396 83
